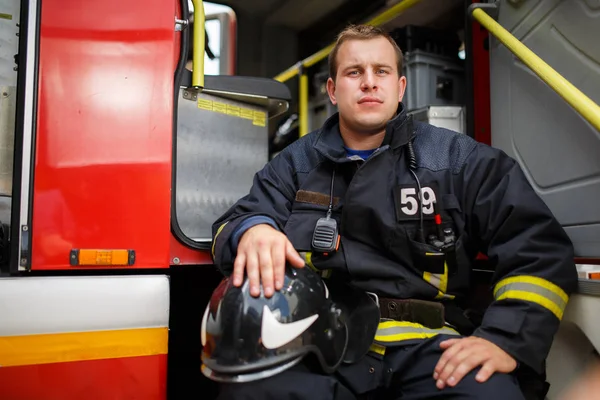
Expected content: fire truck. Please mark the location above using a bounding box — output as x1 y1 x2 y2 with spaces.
0 0 598 399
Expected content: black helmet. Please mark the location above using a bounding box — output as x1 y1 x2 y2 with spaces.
201 264 379 383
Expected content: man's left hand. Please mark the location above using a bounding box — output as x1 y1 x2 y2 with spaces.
433 336 517 390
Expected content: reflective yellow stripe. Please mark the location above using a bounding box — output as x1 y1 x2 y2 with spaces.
369 343 386 355
494 276 568 320
211 221 229 257
303 251 316 271
299 252 332 278
497 290 564 320
494 276 568 302
423 263 455 300
0 327 168 367
374 320 459 343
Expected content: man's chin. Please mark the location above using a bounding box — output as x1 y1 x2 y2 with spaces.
354 118 387 134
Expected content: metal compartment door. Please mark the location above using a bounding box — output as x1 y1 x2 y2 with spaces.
489 0 600 257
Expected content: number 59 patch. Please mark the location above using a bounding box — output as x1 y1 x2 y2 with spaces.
393 183 441 221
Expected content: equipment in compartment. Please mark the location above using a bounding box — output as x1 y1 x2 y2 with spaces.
391 25 465 112
0 0 19 199
390 25 461 58
0 0 19 87
0 0 19 261
409 106 465 134
402 50 465 112
308 70 337 132
0 85 15 198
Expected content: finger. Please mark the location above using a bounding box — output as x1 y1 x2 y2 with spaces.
271 241 286 291
437 345 476 387
232 253 246 286
434 339 465 379
259 245 274 298
475 361 497 383
286 241 305 268
445 349 489 388
439 338 461 350
246 251 261 297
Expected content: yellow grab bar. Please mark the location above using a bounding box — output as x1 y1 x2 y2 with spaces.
472 8 600 132
274 0 423 82
365 0 422 27
192 0 205 90
299 72 309 136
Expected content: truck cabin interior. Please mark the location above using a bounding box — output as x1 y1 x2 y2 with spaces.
0 0 599 399
172 0 600 397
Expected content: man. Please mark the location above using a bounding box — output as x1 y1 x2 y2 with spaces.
210 24 577 399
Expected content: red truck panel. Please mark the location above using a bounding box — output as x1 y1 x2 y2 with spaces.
31 0 177 269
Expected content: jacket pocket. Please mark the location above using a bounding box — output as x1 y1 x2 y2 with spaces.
479 306 527 335
407 235 447 275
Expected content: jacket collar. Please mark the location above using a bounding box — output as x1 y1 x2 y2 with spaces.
313 102 413 162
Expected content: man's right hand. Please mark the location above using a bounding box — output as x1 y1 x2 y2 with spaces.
233 224 305 298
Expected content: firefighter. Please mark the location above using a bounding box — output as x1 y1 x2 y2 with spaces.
210 24 578 399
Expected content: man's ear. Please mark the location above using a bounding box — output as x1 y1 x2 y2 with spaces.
398 75 407 103
326 77 337 105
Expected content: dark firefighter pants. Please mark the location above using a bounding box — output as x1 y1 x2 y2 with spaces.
216 334 526 400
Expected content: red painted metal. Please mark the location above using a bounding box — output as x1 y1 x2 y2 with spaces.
0 355 167 399
229 16 237 74
169 234 213 266
471 1 492 146
174 0 183 71
575 258 600 265
31 0 176 269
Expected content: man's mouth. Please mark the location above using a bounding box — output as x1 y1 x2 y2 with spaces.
358 96 383 104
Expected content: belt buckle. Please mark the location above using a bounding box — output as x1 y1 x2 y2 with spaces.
366 292 379 307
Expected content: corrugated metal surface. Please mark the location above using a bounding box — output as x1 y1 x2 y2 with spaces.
175 90 269 241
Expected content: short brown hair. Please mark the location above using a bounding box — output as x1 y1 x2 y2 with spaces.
328 24 403 80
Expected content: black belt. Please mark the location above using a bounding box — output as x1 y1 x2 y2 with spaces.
378 298 478 335
379 298 445 329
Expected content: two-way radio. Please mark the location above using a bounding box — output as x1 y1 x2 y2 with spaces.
311 168 340 254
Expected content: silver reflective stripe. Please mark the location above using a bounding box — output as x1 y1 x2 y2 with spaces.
495 281 567 311
427 273 442 288
374 321 460 344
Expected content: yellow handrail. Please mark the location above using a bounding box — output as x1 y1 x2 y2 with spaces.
299 73 309 136
192 0 205 90
472 8 600 132
274 0 423 83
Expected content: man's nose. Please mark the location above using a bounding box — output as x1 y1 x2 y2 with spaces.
361 71 377 90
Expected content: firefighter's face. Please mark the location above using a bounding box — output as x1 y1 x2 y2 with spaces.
327 37 406 135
